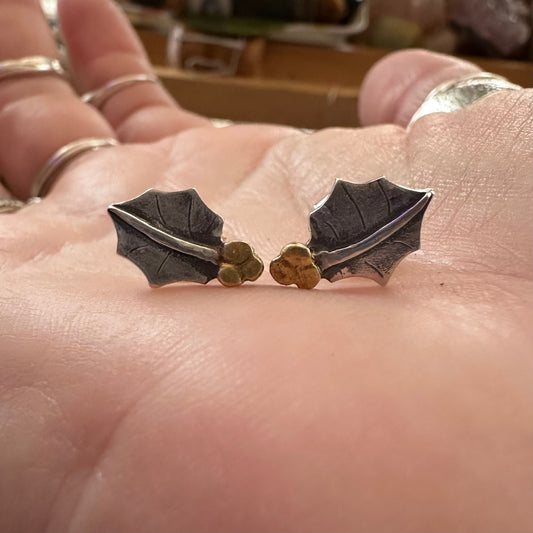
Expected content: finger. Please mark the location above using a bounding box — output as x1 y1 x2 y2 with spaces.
58 0 211 143
358 49 482 127
0 0 115 200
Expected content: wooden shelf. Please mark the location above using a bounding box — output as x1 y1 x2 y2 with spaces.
155 66 359 128
139 29 533 129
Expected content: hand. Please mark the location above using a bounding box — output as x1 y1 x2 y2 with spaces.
1 0 531 530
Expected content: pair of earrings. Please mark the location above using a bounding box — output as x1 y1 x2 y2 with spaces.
108 177 433 290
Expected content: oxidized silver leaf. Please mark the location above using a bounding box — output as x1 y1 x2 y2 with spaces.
309 178 433 285
108 189 223 286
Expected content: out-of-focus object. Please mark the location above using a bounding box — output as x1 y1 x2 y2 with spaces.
449 0 531 58
121 0 369 48
367 0 452 52
180 0 359 23
133 0 181 8
421 27 458 55
367 0 531 59
37 0 533 130
118 1 177 32
185 0 369 48
369 17 422 50
369 0 447 33
167 25 246 75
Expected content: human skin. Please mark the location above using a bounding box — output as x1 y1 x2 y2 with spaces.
0 0 531 531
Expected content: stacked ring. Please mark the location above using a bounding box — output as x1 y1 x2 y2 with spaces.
31 137 120 198
0 55 66 81
81 73 160 109
0 56 127 210
409 72 521 126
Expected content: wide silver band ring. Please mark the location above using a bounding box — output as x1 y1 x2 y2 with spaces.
31 137 119 198
0 56 66 82
82 74 160 109
409 72 521 127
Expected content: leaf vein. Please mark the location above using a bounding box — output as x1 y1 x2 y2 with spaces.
364 260 384 278
377 179 392 216
204 215 218 236
323 218 340 241
393 240 414 250
187 196 193 237
342 182 366 230
156 252 172 276
126 244 150 257
155 194 166 225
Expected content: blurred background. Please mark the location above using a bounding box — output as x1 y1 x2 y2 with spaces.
42 0 532 128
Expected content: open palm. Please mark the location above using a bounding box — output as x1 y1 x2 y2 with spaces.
1 0 531 531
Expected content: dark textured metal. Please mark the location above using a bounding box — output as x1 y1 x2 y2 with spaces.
309 178 433 285
108 189 224 286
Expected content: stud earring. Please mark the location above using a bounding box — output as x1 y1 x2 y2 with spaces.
108 189 263 287
270 177 433 289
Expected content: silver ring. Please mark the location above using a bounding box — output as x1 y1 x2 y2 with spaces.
81 74 160 109
409 72 521 127
31 137 119 198
0 56 66 82
0 198 27 214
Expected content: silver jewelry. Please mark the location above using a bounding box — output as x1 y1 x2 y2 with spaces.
0 56 66 82
108 189 264 287
270 177 433 289
0 198 26 214
0 196 41 214
81 74 160 109
409 72 521 126
31 137 119 198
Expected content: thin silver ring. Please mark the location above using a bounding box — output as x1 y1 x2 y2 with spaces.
409 72 521 127
0 56 66 82
81 74 160 109
31 137 119 198
0 198 27 214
